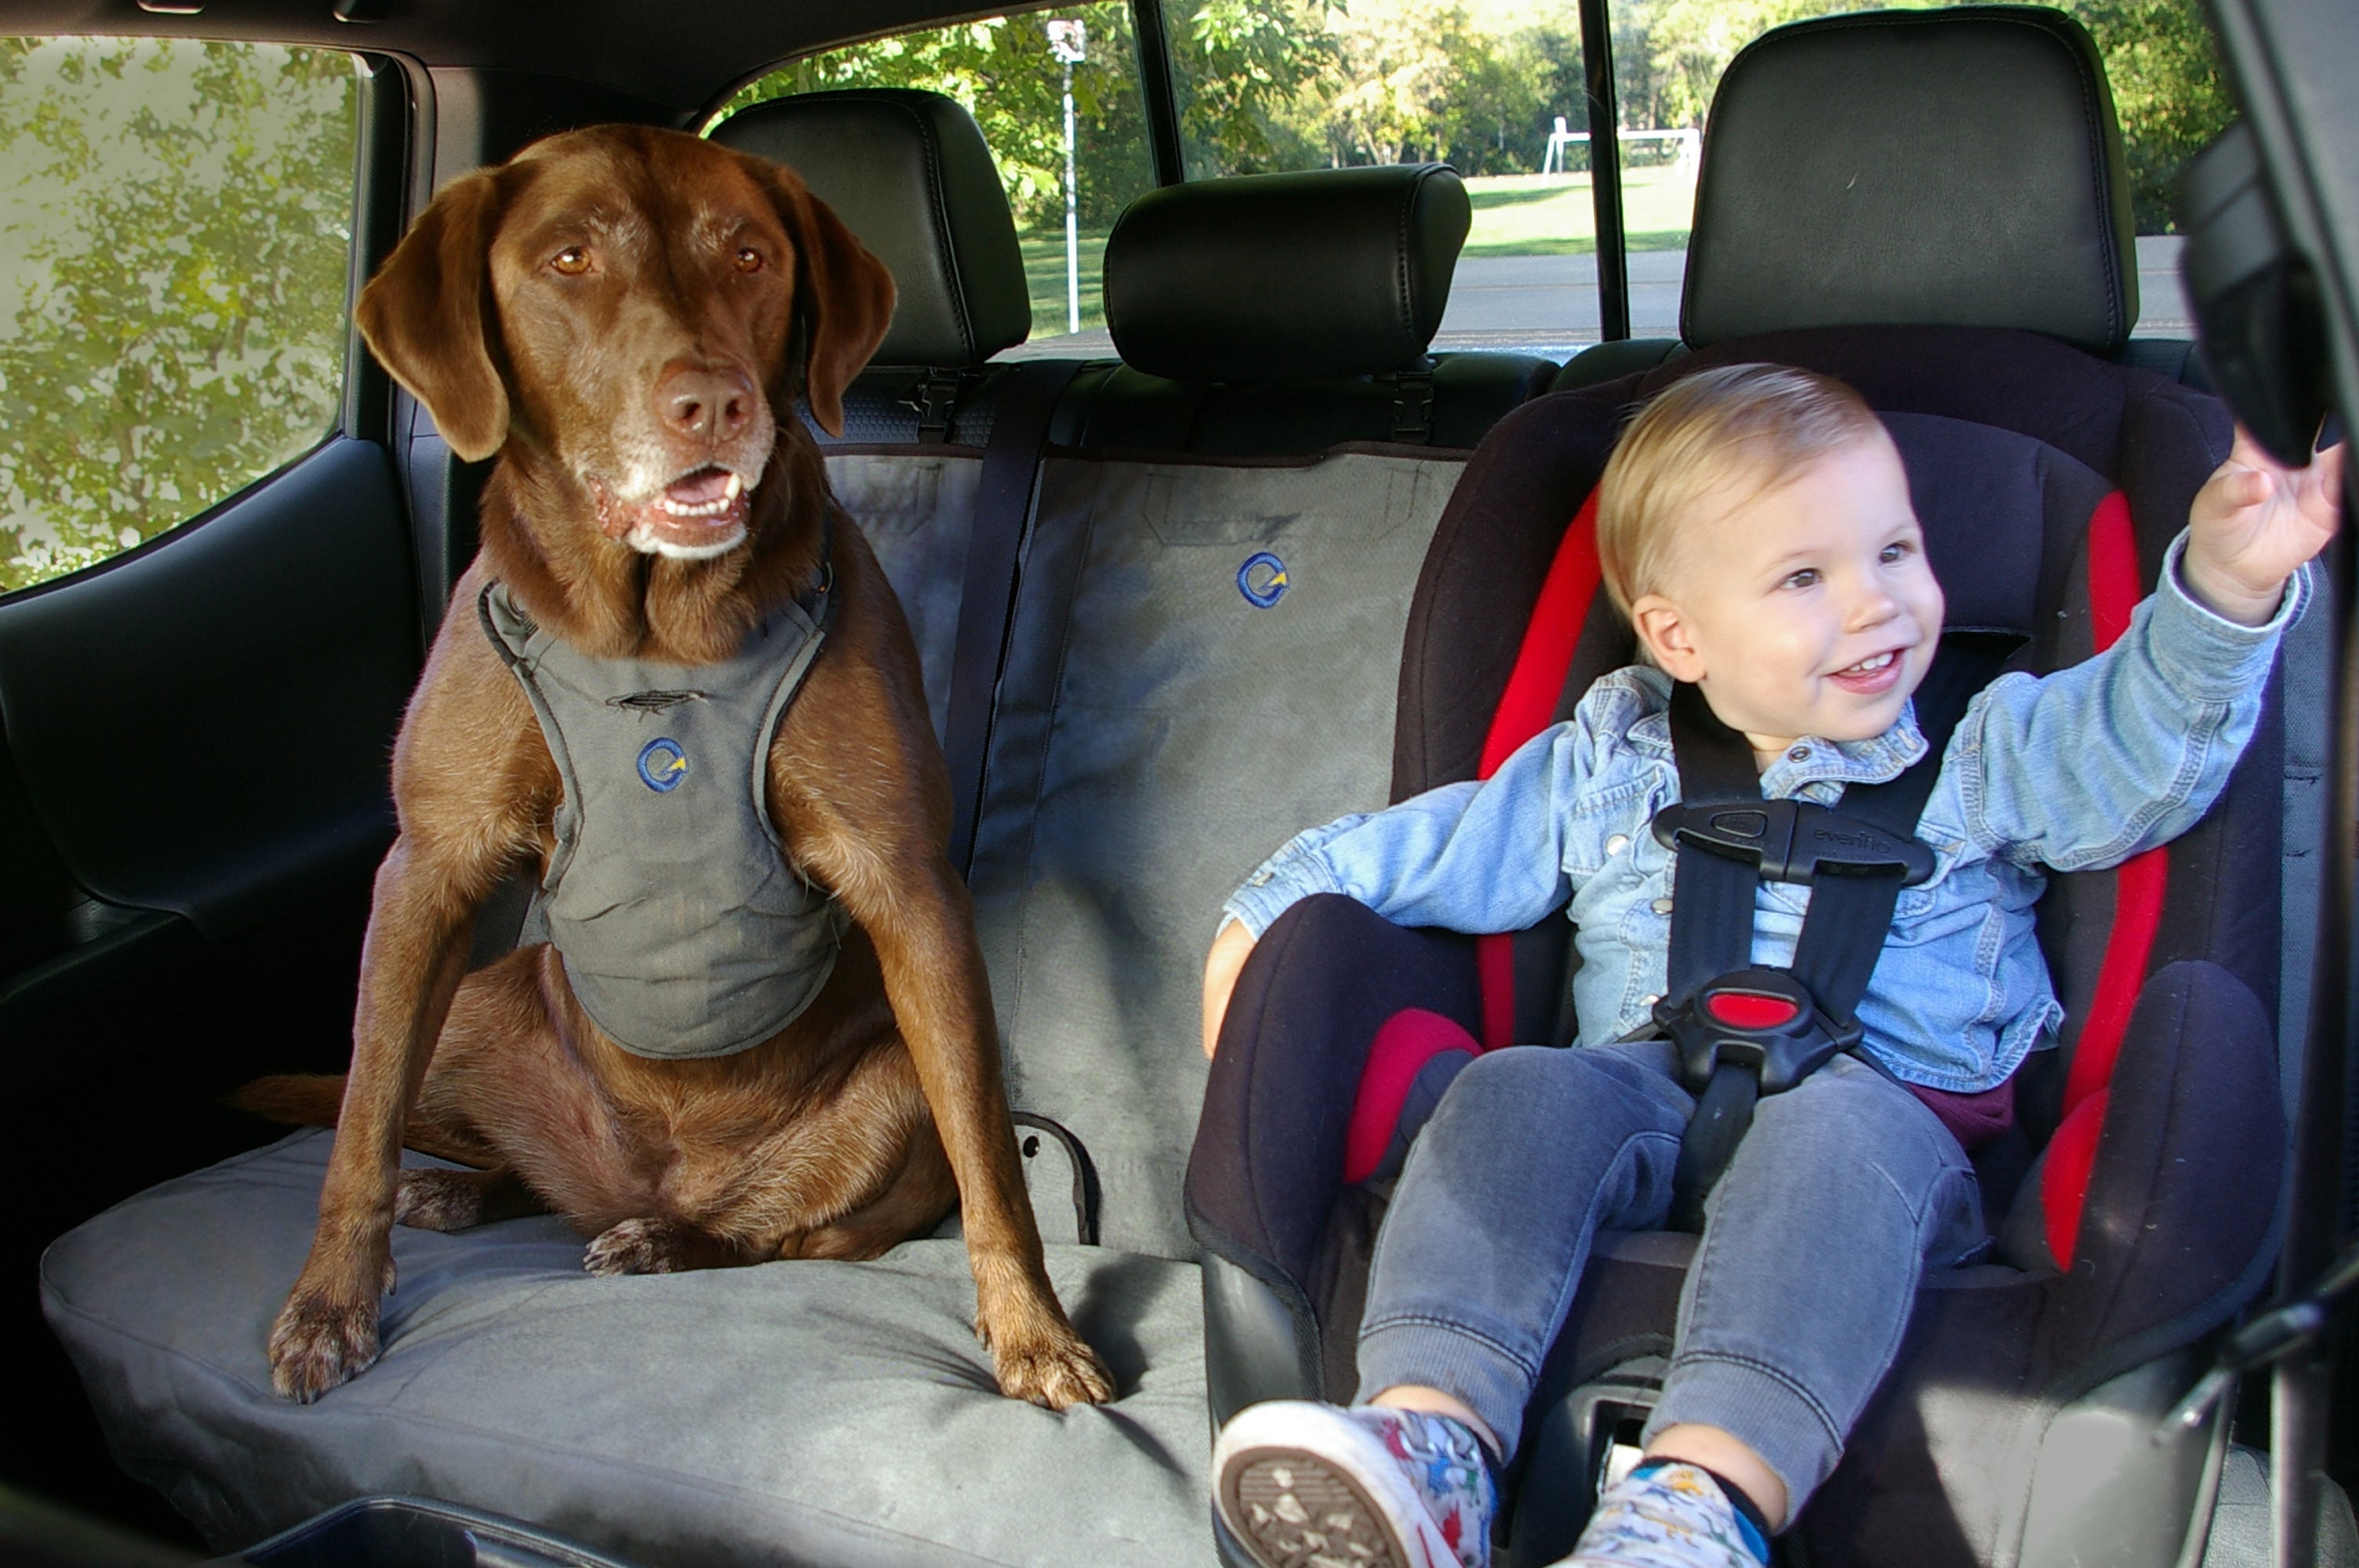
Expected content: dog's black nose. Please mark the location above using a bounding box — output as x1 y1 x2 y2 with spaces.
657 366 756 445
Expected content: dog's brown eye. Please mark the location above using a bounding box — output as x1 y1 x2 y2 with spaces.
551 246 591 276
734 247 763 274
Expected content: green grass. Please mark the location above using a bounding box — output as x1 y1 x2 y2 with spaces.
1020 231 1111 336
1461 164 1697 256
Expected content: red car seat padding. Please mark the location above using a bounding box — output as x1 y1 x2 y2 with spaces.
2040 488 2171 1267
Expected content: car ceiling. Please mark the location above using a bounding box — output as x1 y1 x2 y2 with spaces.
0 0 1012 122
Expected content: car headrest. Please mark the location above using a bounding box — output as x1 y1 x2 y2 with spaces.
1104 165 1470 382
1683 7 2138 354
711 89 1031 367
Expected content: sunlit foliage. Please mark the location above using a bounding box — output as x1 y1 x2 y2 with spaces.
0 39 357 593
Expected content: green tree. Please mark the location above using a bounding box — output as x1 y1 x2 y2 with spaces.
719 3 1154 232
0 39 357 594
2072 0 2233 231
1178 0 1335 176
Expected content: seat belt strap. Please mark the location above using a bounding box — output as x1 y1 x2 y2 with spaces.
1658 633 2018 1228
941 358 1085 874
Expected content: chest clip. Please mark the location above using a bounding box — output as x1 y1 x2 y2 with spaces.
1650 797 1936 886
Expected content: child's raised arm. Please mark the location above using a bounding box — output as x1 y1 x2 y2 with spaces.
2180 425 2343 624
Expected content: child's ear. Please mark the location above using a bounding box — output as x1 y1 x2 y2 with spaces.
1630 593 1705 683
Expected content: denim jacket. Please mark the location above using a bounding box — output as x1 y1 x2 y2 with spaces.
1223 534 2305 1093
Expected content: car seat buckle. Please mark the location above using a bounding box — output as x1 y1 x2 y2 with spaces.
1652 968 1860 1098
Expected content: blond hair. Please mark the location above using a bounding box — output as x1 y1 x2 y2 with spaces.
1595 363 1886 622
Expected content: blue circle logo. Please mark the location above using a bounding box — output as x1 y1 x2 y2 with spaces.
638 738 689 792
1238 551 1289 608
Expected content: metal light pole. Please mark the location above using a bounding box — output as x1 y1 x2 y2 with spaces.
1047 19 1087 334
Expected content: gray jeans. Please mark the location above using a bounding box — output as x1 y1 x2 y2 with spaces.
1353 1040 1986 1512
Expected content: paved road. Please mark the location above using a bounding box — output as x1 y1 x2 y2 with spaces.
1003 238 2194 363
1431 236 2192 354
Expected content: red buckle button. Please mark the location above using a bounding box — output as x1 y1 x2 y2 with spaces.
1704 991 1801 1030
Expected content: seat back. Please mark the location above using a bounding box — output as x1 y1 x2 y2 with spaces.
965 166 1553 1257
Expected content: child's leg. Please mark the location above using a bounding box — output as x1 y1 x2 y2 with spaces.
1356 1037 1695 1457
1215 1039 1692 1568
1610 1055 1984 1540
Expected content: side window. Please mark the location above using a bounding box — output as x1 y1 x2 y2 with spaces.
1164 0 1592 353
718 2 1158 350
0 38 360 595
1609 0 2229 341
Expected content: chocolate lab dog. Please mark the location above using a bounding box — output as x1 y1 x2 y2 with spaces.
250 124 1110 1410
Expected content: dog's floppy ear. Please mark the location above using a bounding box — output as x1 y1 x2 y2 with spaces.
756 161 896 438
355 169 511 463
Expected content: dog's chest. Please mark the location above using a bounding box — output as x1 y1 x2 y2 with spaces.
481 583 849 1060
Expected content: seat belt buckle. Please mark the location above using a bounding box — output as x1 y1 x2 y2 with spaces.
1652 968 1862 1095
1650 798 1936 886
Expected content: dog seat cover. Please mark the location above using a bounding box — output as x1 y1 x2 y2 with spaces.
43 1132 1216 1567
480 579 849 1059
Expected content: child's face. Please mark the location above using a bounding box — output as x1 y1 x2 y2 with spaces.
1629 433 1944 760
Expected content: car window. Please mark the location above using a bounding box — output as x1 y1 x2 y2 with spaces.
1161 0 2225 352
716 2 1158 354
1610 0 2229 341
1161 0 1595 356
0 38 361 596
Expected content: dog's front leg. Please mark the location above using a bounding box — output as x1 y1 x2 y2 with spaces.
822 844 1112 1408
267 836 484 1401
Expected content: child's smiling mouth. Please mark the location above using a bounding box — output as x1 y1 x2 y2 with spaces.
1826 648 1909 695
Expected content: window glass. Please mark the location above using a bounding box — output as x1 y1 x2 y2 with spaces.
717 2 1157 351
0 39 359 595
1610 0 2230 339
1165 0 1594 355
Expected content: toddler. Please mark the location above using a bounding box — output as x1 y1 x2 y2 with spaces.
1200 364 2343 1568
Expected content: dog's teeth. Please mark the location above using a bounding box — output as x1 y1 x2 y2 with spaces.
724 472 743 503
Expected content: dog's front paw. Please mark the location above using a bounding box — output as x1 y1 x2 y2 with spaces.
268 1292 383 1403
978 1306 1114 1409
994 1330 1114 1410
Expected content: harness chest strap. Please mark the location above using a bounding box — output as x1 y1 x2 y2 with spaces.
1652 634 2017 1229
474 528 846 1060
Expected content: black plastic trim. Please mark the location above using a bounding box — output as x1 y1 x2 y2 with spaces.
1576 0 1627 342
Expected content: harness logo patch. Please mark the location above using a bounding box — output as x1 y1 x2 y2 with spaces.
638 737 689 793
1238 551 1289 608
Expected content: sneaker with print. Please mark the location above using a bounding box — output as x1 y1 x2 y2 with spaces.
1553 1459 1771 1568
1213 1399 1496 1568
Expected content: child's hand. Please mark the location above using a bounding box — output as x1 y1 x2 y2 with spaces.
2183 424 2344 626
1202 920 1256 1058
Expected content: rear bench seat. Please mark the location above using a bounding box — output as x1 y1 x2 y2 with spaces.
38 100 1555 1568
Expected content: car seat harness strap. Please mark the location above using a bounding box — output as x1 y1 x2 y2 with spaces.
1649 633 2015 1229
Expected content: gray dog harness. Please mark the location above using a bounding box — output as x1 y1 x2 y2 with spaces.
478 566 846 1059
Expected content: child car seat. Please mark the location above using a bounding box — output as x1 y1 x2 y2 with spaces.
1186 12 2295 1567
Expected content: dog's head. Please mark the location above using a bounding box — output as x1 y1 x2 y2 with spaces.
358 124 894 561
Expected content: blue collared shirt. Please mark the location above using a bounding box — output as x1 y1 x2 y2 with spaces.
1223 534 2304 1092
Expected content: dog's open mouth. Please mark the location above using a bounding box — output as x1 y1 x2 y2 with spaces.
611 465 755 557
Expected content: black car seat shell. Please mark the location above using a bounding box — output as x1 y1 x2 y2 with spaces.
37 108 1562 1566
1187 12 2299 1567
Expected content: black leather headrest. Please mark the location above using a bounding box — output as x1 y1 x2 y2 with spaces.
1104 165 1470 382
1684 7 2138 353
712 89 1030 367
